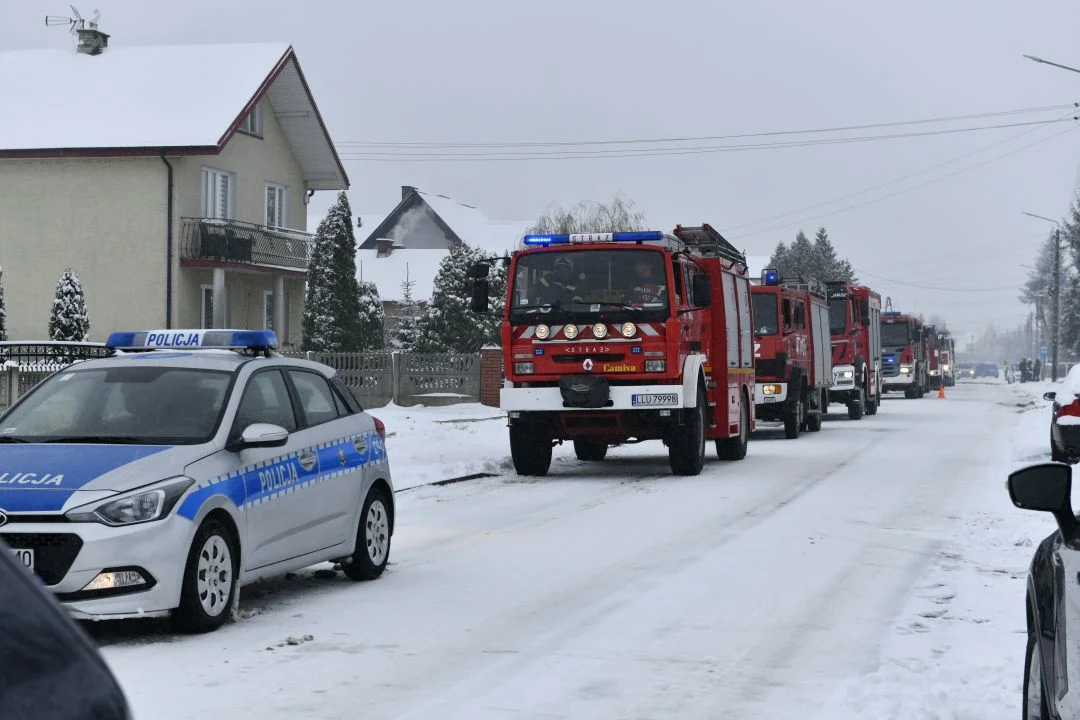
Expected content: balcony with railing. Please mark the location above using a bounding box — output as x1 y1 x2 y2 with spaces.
180 218 314 271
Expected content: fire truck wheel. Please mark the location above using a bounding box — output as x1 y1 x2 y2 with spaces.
574 440 608 461
847 389 865 420
669 387 706 476
716 391 750 461
784 392 803 439
865 387 879 416
509 423 552 476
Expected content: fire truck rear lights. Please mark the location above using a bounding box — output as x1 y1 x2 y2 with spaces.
592 323 609 339
513 362 535 374
621 322 637 338
535 323 551 340
563 324 580 339
520 231 664 246
763 268 780 285
645 360 666 372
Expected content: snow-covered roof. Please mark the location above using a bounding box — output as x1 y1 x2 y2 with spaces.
418 192 531 254
356 249 448 303
0 42 347 190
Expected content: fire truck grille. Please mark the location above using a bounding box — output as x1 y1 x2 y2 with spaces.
883 363 900 377
1 532 83 586
553 354 624 363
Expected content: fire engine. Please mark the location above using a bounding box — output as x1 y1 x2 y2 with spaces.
826 281 883 419
468 225 756 477
881 310 929 398
750 270 833 438
924 324 944 390
937 329 956 387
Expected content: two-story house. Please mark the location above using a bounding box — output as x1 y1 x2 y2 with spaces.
0 28 348 348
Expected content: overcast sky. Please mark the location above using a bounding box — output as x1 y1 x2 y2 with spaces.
5 0 1080 346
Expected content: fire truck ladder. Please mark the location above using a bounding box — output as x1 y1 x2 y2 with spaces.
780 276 828 299
672 224 747 268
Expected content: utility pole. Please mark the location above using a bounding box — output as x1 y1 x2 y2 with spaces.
1053 224 1062 381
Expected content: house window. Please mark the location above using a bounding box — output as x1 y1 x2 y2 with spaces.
239 105 262 136
201 285 214 329
265 184 286 228
201 168 234 220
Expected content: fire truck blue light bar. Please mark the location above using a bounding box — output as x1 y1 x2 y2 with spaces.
521 231 664 246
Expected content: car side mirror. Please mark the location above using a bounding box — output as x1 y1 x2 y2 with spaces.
1045 391 1058 401
468 262 490 279
231 423 289 451
1008 463 1078 538
470 280 490 313
691 274 711 307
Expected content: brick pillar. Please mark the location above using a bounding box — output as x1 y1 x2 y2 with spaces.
479 345 504 408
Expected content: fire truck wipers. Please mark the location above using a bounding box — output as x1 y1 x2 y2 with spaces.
575 301 644 314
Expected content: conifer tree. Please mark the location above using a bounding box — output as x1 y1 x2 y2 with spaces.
48 268 90 342
356 280 386 350
394 270 422 351
302 192 365 352
415 243 506 352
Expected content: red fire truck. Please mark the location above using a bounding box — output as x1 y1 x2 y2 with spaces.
750 270 834 438
924 324 943 390
938 329 956 387
826 281 883 419
469 225 756 477
881 311 929 398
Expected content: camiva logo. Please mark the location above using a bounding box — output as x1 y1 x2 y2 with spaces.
602 363 636 373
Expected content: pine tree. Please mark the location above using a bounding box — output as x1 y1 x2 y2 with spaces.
394 269 422 351
48 268 90 342
301 191 365 352
415 243 507 353
356 280 386 350
0 265 7 342
767 241 788 271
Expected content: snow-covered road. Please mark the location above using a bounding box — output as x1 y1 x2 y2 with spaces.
97 381 1045 719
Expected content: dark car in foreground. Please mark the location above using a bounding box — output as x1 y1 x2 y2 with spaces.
1009 462 1080 719
0 539 131 719
1043 389 1080 463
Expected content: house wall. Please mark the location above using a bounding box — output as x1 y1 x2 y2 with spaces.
179 268 305 350
0 157 167 341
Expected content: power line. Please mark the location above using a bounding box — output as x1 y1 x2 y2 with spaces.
337 117 1075 161
853 267 1021 292
336 102 1076 149
729 123 1080 240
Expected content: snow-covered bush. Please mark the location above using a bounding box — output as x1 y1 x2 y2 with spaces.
357 280 386 350
48 268 89 341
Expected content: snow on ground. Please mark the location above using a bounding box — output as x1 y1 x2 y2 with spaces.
94 381 1062 719
816 378 1054 719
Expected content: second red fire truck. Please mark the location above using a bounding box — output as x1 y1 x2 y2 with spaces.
470 225 756 477
826 281 883 418
750 271 834 438
881 310 929 398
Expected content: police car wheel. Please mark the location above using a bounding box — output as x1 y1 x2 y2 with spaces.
343 488 391 581
173 518 238 634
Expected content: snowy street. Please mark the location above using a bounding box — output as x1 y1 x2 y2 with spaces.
96 381 1050 719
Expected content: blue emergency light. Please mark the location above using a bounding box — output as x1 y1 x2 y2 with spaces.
762 268 780 285
105 329 279 351
521 231 664 246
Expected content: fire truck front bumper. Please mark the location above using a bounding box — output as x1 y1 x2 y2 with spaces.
882 366 916 388
501 384 688 412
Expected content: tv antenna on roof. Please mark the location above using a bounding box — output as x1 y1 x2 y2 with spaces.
45 6 100 34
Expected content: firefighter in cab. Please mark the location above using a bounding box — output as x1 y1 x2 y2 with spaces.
632 257 665 304
540 256 583 304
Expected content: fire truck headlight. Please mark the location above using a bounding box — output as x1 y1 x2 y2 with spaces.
761 384 783 396
592 323 609 339
563 324 580 340
535 324 551 340
513 362 535 375
621 322 637 338
841 370 854 379
900 367 911 374
943 364 950 371
645 360 666 372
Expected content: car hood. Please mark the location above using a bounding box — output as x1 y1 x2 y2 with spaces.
0 443 208 514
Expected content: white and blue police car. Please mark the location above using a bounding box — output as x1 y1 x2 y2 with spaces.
0 329 394 633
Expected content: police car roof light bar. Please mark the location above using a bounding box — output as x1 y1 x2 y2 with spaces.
521 231 665 247
105 329 279 353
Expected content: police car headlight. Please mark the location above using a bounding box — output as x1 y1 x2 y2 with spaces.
66 476 195 526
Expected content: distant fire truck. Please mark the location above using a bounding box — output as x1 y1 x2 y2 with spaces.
937 330 956 387
881 310 929 398
750 270 833 438
924 324 944 390
826 281 883 419
469 225 756 477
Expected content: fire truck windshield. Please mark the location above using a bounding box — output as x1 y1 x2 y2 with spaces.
751 294 778 335
509 249 670 322
882 322 912 347
828 296 848 335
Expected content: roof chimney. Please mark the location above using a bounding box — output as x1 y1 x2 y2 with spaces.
76 24 109 55
401 185 418 200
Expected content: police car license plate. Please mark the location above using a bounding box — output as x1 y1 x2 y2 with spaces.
632 393 678 407
9 548 33 571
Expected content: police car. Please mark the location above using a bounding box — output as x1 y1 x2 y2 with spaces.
0 329 394 633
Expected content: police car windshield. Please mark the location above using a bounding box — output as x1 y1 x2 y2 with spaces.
509 249 669 321
882 322 912 348
0 366 233 444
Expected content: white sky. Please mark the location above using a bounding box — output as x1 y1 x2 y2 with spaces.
4 0 1080 342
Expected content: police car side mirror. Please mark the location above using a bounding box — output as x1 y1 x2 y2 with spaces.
1008 463 1078 539
233 423 289 451
470 280 490 313
692 274 711 307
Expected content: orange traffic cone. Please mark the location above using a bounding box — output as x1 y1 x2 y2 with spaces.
938 382 946 399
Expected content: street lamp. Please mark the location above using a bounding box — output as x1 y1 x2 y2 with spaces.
1022 211 1063 381
1023 54 1080 76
